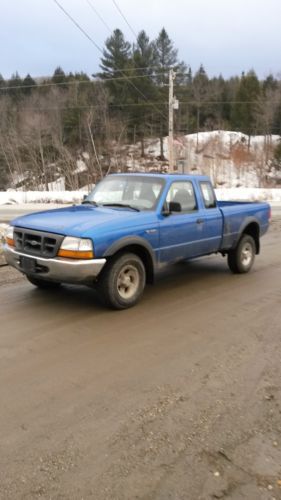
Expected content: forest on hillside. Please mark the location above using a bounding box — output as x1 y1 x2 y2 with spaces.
0 28 281 190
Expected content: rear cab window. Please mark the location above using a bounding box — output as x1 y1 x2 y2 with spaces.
200 181 217 209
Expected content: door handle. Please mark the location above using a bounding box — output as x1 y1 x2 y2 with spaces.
196 218 204 224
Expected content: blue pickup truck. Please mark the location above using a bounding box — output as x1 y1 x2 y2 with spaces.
4 174 270 309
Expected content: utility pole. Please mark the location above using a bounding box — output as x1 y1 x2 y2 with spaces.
168 69 177 171
168 69 175 171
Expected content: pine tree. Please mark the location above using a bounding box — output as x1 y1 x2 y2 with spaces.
153 28 187 158
22 74 36 95
130 31 158 154
154 28 186 84
99 29 132 102
231 70 260 139
8 72 23 101
52 67 68 88
0 74 5 88
191 65 210 139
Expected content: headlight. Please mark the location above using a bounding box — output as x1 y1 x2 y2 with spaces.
5 225 15 247
57 237 94 259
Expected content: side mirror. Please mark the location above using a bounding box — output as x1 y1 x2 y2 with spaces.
82 194 87 201
169 201 181 212
162 201 182 216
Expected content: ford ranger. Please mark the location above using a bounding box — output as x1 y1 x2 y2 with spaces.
4 174 271 309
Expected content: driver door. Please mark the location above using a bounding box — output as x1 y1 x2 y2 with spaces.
158 181 205 263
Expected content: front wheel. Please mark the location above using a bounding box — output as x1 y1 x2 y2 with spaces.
227 234 256 274
97 253 146 309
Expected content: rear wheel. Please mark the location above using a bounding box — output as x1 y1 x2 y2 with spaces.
97 253 146 309
26 275 61 289
227 234 256 274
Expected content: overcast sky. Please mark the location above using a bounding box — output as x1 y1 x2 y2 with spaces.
1 0 280 80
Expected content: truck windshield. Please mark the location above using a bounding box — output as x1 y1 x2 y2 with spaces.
86 175 165 211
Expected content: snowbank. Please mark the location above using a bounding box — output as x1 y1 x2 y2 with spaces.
0 191 87 205
1 188 281 206
215 188 281 202
0 223 8 263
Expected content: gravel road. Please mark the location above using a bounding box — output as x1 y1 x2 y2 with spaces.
0 220 281 499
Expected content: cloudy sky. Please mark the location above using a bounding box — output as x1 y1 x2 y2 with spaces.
1 0 280 79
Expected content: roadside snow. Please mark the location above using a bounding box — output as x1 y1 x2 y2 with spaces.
215 188 281 202
0 223 8 263
142 131 281 188
1 188 281 206
0 191 87 205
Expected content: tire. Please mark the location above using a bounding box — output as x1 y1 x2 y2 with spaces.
97 253 146 309
26 275 61 289
227 234 256 274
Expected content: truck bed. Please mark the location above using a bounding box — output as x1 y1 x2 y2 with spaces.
217 200 270 250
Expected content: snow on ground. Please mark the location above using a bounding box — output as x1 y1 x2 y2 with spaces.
142 131 281 188
1 188 281 207
1 131 281 206
215 188 281 202
0 191 87 205
0 224 8 263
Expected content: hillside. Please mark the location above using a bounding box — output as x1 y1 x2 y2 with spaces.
127 131 281 188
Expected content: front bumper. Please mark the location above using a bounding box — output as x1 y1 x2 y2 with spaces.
3 245 106 284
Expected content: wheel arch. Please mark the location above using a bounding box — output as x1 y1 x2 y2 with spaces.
240 221 260 254
103 237 155 284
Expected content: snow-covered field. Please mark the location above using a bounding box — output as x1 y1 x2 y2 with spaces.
140 130 281 188
215 188 281 202
1 130 281 206
1 188 281 206
0 190 87 205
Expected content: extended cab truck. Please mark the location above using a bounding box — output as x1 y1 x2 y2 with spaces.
4 174 270 309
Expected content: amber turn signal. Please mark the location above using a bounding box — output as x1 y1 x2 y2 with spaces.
6 236 15 247
57 249 94 259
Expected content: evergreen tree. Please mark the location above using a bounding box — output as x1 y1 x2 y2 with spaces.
0 74 5 88
154 28 186 84
99 29 132 102
133 30 156 75
130 31 158 153
22 74 36 95
231 70 260 138
153 28 187 158
52 66 68 88
191 65 210 135
263 74 278 92
8 72 23 101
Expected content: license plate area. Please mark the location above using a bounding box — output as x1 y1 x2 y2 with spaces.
19 256 37 273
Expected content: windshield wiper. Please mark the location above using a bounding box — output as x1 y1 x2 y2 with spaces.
82 200 99 206
101 203 140 212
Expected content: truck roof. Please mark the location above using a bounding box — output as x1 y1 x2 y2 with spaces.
109 173 211 182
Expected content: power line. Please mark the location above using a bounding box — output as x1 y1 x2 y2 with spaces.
19 102 169 112
52 0 167 120
4 100 281 112
86 0 112 33
111 0 138 38
53 0 103 53
0 72 169 91
17 99 281 113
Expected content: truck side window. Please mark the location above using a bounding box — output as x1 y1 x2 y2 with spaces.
166 181 197 213
200 182 216 209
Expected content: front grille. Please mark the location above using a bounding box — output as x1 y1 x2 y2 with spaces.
14 228 64 258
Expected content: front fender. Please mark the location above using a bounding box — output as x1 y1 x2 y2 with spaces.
104 236 156 263
103 236 156 284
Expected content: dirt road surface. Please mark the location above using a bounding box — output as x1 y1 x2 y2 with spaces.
1 220 281 500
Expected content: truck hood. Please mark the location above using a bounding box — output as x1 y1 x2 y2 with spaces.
11 205 156 237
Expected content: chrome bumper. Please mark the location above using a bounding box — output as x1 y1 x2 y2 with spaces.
3 245 106 284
